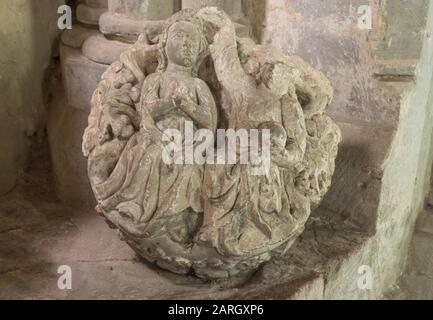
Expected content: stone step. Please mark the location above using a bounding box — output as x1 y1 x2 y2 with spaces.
82 34 132 65
77 3 107 26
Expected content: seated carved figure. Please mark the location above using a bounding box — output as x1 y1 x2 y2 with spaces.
82 8 341 281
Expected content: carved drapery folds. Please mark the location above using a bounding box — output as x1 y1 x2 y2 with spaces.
83 8 341 280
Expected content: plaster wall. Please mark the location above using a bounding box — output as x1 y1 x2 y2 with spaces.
0 0 64 195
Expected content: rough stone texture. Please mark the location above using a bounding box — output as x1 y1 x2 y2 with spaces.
0 0 65 195
83 8 341 280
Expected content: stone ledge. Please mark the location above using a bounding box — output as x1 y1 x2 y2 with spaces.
82 34 132 65
373 60 419 82
99 13 250 42
320 120 396 233
77 3 107 26
100 12 166 41
61 25 100 49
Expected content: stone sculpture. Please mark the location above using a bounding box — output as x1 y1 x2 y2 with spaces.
83 8 341 281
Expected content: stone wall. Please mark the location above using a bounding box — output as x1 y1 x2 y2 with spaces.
0 0 65 195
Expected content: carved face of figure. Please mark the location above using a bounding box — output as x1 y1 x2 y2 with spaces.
165 21 201 68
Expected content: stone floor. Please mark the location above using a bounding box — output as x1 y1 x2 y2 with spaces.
0 139 241 299
0 137 403 300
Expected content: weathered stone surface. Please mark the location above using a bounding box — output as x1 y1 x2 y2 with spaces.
60 44 108 111
99 0 175 41
77 3 107 26
61 25 100 49
99 12 166 40
108 0 174 20
83 8 341 280
182 0 244 23
82 34 132 65
415 210 433 235
86 0 108 8
259 0 405 126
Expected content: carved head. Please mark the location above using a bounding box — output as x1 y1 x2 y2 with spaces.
157 10 208 76
165 21 201 68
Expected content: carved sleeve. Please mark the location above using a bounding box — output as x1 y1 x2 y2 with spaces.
209 25 256 107
281 94 307 164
